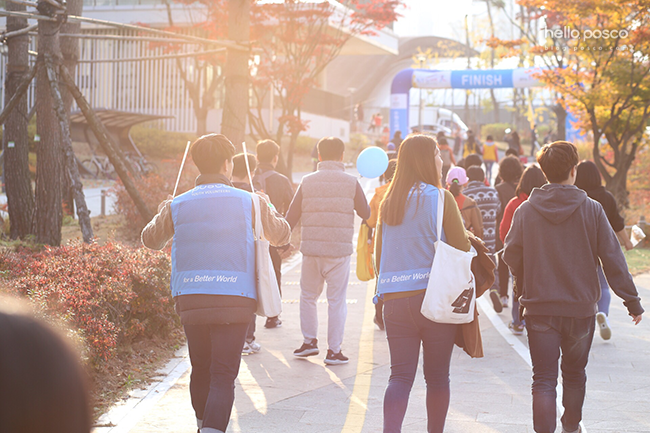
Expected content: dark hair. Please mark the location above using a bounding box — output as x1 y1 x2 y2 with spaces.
190 133 236 174
486 135 494 141
380 135 441 226
467 166 485 182
536 141 579 183
449 180 463 197
575 160 602 191
438 137 449 146
317 137 345 161
498 155 524 183
380 158 398 183
464 153 483 168
232 153 256 179
436 131 446 141
505 148 519 157
0 306 91 433
256 139 280 164
515 165 546 196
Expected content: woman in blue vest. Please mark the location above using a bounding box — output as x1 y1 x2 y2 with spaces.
375 134 471 433
142 134 291 433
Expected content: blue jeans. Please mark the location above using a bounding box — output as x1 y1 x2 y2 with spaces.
485 161 495 183
596 265 611 316
383 292 458 433
184 322 249 432
526 315 595 433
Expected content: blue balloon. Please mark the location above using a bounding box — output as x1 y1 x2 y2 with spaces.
356 146 389 178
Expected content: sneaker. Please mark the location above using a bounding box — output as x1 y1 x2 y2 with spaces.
242 340 261 354
596 312 612 340
508 321 524 336
500 296 509 308
265 316 282 329
489 289 503 313
293 339 319 357
324 349 349 365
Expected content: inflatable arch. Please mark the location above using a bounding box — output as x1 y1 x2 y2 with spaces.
389 68 543 139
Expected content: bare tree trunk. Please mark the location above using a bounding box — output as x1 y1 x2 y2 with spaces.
553 102 567 141
221 0 250 149
34 10 64 246
45 59 94 243
59 0 83 216
3 1 35 240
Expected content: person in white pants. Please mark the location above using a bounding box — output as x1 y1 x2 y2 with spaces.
285 137 370 365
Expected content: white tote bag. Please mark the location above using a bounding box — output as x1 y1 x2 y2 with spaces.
421 189 477 324
251 194 283 317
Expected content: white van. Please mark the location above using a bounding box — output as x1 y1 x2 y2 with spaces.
409 107 469 140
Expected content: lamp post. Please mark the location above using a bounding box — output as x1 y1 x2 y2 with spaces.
416 54 427 134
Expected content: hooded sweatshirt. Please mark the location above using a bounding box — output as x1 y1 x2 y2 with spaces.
503 183 643 318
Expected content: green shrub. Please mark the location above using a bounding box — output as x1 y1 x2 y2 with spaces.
481 123 514 141
130 125 197 159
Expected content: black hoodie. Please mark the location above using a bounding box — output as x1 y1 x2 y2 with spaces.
503 183 643 318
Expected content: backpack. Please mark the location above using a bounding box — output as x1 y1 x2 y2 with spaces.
253 170 276 193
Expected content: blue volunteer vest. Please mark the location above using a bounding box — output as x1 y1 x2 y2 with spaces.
170 183 256 299
377 183 446 295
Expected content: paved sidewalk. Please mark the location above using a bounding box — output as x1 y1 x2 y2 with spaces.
94 174 650 433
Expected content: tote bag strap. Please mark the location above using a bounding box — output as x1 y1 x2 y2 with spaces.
251 193 265 241
436 187 445 242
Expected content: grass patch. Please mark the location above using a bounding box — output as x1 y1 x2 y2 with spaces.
625 247 650 276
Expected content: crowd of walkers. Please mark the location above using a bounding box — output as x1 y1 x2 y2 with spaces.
2 131 643 433
141 132 644 433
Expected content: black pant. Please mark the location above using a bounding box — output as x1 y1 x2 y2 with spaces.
497 250 510 297
184 322 249 432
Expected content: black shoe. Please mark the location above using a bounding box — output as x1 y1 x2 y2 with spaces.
489 289 503 313
293 339 319 357
324 349 349 365
265 316 282 329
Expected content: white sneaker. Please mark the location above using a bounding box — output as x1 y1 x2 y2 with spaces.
596 312 612 340
242 340 262 354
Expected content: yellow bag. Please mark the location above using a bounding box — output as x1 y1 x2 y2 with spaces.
356 223 375 281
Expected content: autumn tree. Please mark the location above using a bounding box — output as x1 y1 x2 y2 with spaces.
169 0 402 176
248 0 402 177
516 0 650 208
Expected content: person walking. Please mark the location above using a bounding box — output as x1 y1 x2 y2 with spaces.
464 165 502 312
446 166 483 239
366 158 397 330
499 165 546 335
141 134 291 433
463 130 482 158
437 137 456 187
575 160 635 340
375 134 473 433
503 141 643 433
391 130 403 152
286 137 370 365
231 153 263 355
494 156 524 310
253 139 295 329
482 134 499 184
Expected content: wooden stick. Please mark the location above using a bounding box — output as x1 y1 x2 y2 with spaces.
173 141 191 197
2 23 38 40
59 64 154 222
45 56 94 243
0 62 38 125
242 141 255 192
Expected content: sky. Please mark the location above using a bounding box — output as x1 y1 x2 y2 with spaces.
393 0 476 41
